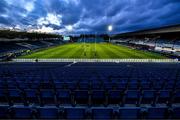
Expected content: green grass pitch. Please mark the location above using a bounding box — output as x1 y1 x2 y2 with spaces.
20 43 167 59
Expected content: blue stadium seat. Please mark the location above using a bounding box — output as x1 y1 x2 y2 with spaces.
18 82 30 90
108 90 122 104
0 105 9 118
176 82 180 90
92 90 106 105
146 107 168 119
37 106 59 119
92 107 113 119
118 107 141 119
74 90 89 104
64 107 86 119
92 82 102 90
57 90 71 104
141 90 156 104
40 82 53 89
172 106 180 119
141 82 151 90
24 89 39 104
79 82 89 90
157 90 171 104
116 82 127 90
164 81 174 90
8 89 23 104
66 82 77 90
0 89 8 103
55 82 64 89
10 105 33 119
40 90 55 105
125 90 140 105
128 82 139 90
7 82 17 89
104 82 114 90
153 82 164 90
173 90 180 103
30 82 40 89
0 82 6 89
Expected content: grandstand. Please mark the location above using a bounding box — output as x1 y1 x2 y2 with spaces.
0 62 180 119
0 24 180 119
113 24 180 59
0 30 64 61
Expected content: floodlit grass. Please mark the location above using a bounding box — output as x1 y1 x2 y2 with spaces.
20 43 167 59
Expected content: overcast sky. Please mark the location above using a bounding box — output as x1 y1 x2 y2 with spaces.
0 0 180 34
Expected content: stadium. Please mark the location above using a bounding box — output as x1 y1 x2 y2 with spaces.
0 0 180 119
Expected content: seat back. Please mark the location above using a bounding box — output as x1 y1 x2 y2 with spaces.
64 107 86 119
92 108 113 119
0 105 9 118
147 107 168 119
173 107 180 119
119 107 141 119
10 106 32 119
37 107 59 119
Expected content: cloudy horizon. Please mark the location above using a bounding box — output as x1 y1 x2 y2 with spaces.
0 0 180 34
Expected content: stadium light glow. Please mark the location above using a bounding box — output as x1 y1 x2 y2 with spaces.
108 25 113 43
108 25 113 32
66 25 73 32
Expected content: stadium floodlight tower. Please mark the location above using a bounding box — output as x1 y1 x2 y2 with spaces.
67 25 73 32
66 25 73 41
108 25 113 43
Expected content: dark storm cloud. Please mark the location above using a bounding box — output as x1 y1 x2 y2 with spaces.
0 17 11 25
0 0 8 13
0 0 180 34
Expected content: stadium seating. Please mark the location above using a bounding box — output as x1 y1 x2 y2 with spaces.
9 105 34 119
115 38 180 58
172 106 180 119
146 107 169 119
78 37 104 43
36 106 59 119
0 40 64 60
118 107 141 119
0 62 180 119
64 107 86 119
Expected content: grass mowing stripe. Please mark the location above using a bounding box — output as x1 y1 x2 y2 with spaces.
67 44 84 58
107 44 136 58
110 44 145 58
84 44 91 58
112 44 164 59
114 44 166 59
21 44 74 58
20 43 168 59
50 44 78 58
29 44 77 58
95 44 110 58
90 43 97 59
100 43 122 58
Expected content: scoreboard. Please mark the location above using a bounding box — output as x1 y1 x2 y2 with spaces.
63 36 70 41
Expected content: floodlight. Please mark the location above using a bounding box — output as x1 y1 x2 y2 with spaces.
66 25 73 31
108 25 113 32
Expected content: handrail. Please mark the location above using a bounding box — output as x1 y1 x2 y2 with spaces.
12 58 179 63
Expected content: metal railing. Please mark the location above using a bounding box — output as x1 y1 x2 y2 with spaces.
12 58 179 63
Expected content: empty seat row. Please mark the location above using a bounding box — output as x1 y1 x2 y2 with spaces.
1 105 180 119
1 89 180 106
0 81 180 91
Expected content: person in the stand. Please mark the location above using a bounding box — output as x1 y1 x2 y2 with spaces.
35 58 38 62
